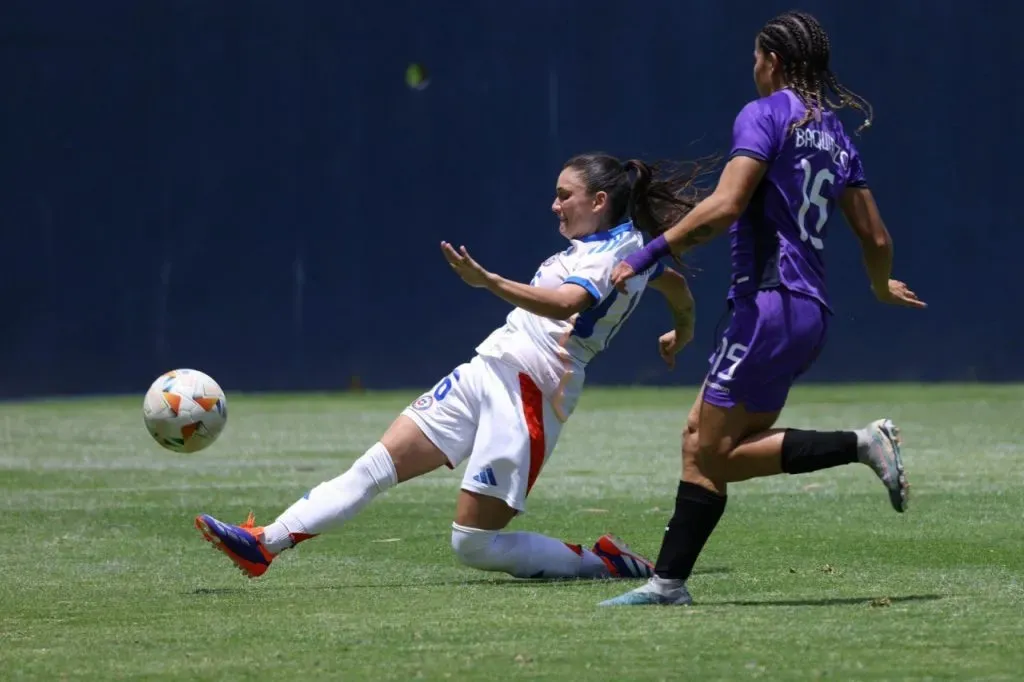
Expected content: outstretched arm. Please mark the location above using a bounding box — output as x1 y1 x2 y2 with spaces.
658 155 768 254
838 188 926 309
838 186 892 294
441 241 593 320
614 156 768 288
484 274 592 320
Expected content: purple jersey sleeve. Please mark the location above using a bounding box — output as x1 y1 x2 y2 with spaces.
730 99 782 162
847 145 868 188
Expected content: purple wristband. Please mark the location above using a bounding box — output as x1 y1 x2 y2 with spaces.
623 234 670 274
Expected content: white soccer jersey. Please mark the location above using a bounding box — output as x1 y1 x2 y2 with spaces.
475 221 664 419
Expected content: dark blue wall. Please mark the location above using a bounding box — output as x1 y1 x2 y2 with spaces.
1 1 1019 398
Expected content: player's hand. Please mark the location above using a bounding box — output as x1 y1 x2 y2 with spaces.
658 326 693 370
441 241 492 288
611 261 636 293
874 279 927 309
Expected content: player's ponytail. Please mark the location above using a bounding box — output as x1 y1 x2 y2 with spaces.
562 152 718 242
624 159 654 234
625 155 720 240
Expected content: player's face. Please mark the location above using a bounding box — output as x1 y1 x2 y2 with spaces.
552 168 605 239
753 38 778 97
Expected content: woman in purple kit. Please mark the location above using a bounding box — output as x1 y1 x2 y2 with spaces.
601 10 927 606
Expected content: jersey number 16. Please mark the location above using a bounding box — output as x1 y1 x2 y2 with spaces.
797 158 834 251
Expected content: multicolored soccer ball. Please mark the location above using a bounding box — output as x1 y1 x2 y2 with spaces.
143 369 228 453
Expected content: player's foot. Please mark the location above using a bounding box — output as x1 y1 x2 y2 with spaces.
194 512 275 578
859 418 909 513
592 534 654 579
599 576 692 606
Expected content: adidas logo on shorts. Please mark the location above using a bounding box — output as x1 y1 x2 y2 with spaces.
471 466 498 487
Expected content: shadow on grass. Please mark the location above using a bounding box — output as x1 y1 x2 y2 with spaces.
185 566 732 595
712 594 944 607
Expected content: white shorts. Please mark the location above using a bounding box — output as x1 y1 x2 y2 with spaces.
401 355 563 513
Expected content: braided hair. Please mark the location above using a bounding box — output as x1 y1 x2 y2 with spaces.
757 11 874 134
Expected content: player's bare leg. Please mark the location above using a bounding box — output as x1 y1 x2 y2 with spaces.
382 415 451 482
194 415 448 577
682 398 782 493
602 392 909 605
601 395 777 605
701 417 908 511
449 490 654 580
689 416 907 507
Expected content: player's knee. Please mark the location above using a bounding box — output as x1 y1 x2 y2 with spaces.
682 422 700 457
686 432 730 478
684 410 699 436
450 523 502 571
683 396 702 436
683 422 718 462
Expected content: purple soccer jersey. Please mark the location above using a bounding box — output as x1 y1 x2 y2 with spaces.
727 88 867 310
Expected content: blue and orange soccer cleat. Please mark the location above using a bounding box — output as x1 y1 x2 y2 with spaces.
194 512 275 578
592 534 655 579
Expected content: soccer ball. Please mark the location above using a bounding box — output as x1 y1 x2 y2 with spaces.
143 368 228 453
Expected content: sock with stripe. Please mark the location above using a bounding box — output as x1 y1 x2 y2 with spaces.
450 524 609 579
261 441 398 554
779 428 870 474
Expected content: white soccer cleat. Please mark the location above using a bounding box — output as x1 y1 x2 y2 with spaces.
860 418 909 513
599 576 693 606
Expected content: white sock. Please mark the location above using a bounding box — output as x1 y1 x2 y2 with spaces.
262 442 398 554
450 523 609 579
644 575 689 595
853 427 872 463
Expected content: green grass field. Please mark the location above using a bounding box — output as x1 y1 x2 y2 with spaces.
1 384 1022 681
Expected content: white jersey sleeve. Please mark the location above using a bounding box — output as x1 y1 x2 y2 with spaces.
564 253 618 305
564 250 665 306
474 221 663 420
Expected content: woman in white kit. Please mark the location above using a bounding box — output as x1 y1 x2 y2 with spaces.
195 152 710 581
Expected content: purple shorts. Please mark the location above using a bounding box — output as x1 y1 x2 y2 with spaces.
702 289 828 413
